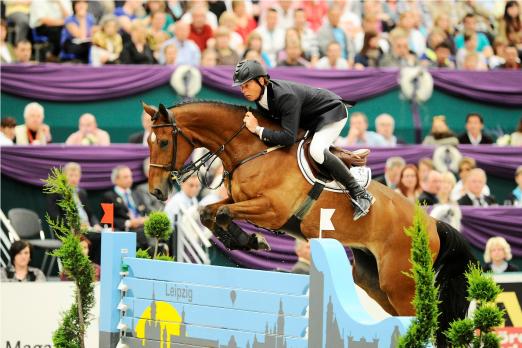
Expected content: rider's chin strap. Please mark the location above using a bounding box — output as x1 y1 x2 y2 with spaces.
254 78 266 102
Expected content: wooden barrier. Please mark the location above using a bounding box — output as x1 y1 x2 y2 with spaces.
99 232 413 348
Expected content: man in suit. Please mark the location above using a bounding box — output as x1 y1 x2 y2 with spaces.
418 170 442 205
458 113 494 145
47 162 102 263
374 156 406 189
458 168 496 206
128 111 152 145
234 60 374 221
102 165 150 249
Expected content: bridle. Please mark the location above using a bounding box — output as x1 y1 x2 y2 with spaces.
149 105 246 187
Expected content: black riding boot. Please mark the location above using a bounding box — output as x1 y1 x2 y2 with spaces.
322 149 375 220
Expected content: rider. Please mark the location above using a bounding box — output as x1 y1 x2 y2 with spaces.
233 60 374 220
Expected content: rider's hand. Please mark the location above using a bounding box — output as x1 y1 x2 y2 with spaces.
243 112 259 133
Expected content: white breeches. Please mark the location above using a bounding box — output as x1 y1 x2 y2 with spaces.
309 117 347 164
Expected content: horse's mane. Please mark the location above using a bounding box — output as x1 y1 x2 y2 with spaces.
168 99 264 118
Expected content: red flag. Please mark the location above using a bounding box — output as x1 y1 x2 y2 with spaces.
100 203 114 229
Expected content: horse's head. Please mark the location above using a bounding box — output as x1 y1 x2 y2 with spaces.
143 102 195 201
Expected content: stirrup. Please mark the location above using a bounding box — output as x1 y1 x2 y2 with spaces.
352 193 375 221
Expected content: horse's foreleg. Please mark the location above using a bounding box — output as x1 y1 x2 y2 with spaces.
199 198 233 231
215 196 280 229
200 198 269 251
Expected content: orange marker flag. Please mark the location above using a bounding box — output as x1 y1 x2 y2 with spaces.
100 203 114 231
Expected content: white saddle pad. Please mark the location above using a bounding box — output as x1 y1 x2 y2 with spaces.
297 140 372 193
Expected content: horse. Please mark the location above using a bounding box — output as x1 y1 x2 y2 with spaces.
143 100 476 346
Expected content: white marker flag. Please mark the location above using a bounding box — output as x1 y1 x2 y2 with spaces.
319 208 335 238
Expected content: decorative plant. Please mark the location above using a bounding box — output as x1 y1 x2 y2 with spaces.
398 203 440 348
143 211 172 259
445 265 504 348
43 168 95 348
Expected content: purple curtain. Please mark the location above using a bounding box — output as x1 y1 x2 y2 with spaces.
430 69 522 107
460 206 522 257
0 64 174 101
200 66 399 101
1 145 520 189
2 64 522 105
0 145 149 189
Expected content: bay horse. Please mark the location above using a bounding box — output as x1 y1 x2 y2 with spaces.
143 100 475 345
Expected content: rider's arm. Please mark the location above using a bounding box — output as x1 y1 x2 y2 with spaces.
259 94 301 146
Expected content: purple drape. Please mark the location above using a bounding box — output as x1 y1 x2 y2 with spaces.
460 206 522 256
200 66 399 101
0 145 149 189
2 64 522 105
0 64 174 101
1 145 520 190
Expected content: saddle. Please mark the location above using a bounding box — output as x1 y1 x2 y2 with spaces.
302 137 370 179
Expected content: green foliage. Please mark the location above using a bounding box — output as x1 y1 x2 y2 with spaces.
44 168 95 348
482 332 502 348
445 319 476 347
155 254 175 262
136 248 152 259
466 265 502 304
144 211 172 240
398 203 440 348
445 265 504 348
473 304 504 332
144 211 172 258
43 168 83 236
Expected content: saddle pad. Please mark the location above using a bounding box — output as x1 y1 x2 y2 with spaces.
297 140 371 192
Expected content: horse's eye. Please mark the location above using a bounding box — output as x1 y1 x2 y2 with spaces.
160 139 169 148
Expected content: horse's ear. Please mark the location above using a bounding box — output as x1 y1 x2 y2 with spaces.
142 101 157 118
158 103 169 118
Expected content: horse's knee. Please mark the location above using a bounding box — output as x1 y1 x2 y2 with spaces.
216 206 232 227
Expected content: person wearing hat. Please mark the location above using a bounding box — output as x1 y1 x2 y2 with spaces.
232 60 374 220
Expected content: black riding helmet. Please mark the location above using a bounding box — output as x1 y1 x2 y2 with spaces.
232 60 270 87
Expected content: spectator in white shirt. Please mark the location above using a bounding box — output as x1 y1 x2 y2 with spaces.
164 175 201 227
255 8 285 67
375 113 402 146
315 41 349 69
336 112 387 147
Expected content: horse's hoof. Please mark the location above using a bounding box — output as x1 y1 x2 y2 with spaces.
199 206 213 225
256 234 271 251
216 206 231 226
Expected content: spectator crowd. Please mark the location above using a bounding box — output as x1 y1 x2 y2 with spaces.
0 0 520 70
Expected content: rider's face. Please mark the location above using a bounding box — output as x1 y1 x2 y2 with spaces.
240 79 263 101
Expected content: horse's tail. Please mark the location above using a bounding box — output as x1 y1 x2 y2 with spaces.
434 220 478 347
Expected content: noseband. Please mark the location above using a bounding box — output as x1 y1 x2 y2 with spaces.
149 106 246 186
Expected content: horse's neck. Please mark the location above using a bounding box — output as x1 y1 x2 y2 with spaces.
183 105 266 170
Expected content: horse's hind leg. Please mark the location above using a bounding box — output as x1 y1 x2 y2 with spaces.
377 250 416 315
351 248 398 315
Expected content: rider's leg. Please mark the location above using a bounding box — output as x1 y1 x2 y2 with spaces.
310 117 375 221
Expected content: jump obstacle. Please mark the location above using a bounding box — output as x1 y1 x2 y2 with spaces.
99 232 413 348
